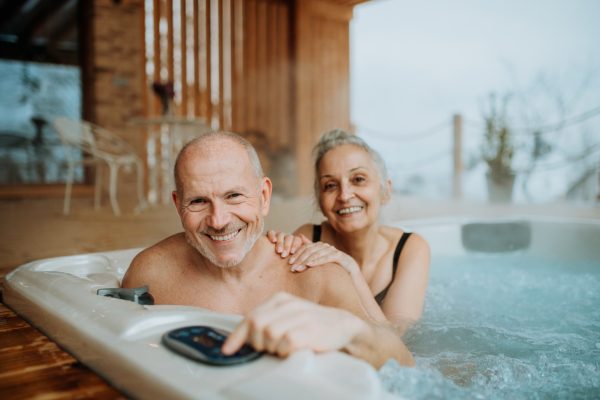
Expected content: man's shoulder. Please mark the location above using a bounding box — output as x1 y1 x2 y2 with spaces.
135 232 190 264
122 233 190 288
293 262 352 299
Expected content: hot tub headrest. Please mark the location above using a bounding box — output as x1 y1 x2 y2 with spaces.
461 221 531 253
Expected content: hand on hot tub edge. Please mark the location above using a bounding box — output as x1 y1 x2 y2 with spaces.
221 292 416 369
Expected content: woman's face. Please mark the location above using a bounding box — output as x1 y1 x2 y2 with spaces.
318 144 390 234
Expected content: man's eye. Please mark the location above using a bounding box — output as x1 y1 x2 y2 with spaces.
230 193 240 197
191 199 204 204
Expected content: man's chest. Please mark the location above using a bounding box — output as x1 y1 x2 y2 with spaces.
155 278 300 315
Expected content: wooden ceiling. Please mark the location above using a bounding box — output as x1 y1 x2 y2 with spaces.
0 0 78 65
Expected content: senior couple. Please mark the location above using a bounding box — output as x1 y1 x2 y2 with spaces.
123 129 430 369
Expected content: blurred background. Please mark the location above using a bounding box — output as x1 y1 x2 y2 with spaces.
0 0 599 273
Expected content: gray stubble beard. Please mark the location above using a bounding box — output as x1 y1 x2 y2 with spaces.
185 218 264 269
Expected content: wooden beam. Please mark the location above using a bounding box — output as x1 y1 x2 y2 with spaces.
256 0 267 134
204 0 212 122
153 0 161 115
218 0 225 129
180 0 188 116
244 0 257 130
166 0 174 83
0 0 28 31
231 0 244 133
312 0 353 22
7 0 72 41
294 0 313 196
193 0 200 116
276 3 290 148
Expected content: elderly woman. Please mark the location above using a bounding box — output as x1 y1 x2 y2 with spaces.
268 129 430 324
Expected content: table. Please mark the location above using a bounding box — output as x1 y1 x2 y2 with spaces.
129 117 211 205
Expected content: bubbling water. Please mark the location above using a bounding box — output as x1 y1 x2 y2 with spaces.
379 255 600 399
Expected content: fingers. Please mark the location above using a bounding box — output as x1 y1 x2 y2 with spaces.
224 293 313 357
267 231 304 257
275 232 286 253
288 242 319 265
290 243 337 271
222 318 251 355
299 234 312 245
295 247 337 270
289 236 305 255
222 292 292 355
281 235 295 257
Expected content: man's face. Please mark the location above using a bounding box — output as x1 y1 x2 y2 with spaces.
173 140 271 268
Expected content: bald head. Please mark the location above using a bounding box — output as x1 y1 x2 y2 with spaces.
174 131 264 196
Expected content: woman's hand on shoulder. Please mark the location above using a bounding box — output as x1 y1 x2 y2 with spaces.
266 230 312 257
288 242 360 275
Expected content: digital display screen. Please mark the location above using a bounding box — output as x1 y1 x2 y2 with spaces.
193 334 221 347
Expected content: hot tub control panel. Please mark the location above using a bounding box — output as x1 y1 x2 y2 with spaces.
162 326 264 366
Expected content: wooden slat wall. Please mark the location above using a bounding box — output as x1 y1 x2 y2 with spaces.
142 0 356 196
294 0 354 195
143 0 292 146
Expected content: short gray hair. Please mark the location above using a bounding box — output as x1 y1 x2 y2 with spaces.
174 131 264 194
313 129 388 201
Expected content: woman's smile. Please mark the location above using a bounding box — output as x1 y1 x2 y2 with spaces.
337 206 364 215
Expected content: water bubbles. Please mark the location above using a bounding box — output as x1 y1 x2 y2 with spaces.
381 255 600 400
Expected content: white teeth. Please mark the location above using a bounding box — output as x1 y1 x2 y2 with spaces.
209 230 240 241
338 206 362 215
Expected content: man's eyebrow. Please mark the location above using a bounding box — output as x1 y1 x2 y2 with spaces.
223 186 248 196
183 193 205 203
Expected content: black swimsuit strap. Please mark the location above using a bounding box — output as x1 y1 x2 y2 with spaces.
312 224 322 242
374 232 412 306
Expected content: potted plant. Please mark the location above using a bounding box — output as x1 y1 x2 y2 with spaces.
481 93 516 202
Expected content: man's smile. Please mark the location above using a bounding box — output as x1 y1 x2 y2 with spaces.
207 229 241 242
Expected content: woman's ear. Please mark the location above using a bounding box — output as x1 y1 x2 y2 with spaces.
382 179 392 205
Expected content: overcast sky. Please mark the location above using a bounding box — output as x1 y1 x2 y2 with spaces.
350 0 600 201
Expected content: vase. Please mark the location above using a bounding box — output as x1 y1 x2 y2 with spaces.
486 171 516 203
161 97 174 116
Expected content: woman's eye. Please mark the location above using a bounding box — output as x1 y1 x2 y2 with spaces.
324 183 336 190
354 176 365 183
230 193 241 198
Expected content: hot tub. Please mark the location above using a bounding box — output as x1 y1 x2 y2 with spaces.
3 251 397 400
381 216 600 399
4 216 599 399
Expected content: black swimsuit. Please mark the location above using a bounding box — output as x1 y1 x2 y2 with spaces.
312 224 412 305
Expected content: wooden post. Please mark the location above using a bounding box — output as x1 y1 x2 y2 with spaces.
453 114 463 199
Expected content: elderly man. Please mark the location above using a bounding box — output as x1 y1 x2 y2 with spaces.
123 132 415 368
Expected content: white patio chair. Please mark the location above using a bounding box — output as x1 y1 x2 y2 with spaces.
53 117 148 216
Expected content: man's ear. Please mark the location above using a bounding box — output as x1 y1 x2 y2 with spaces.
172 191 183 216
260 177 273 217
382 179 392 205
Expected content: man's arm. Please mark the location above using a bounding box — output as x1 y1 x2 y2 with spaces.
222 264 415 368
316 264 416 368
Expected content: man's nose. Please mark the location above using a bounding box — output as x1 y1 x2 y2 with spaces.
207 202 231 229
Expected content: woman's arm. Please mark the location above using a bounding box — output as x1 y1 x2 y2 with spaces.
288 242 387 323
380 233 430 323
